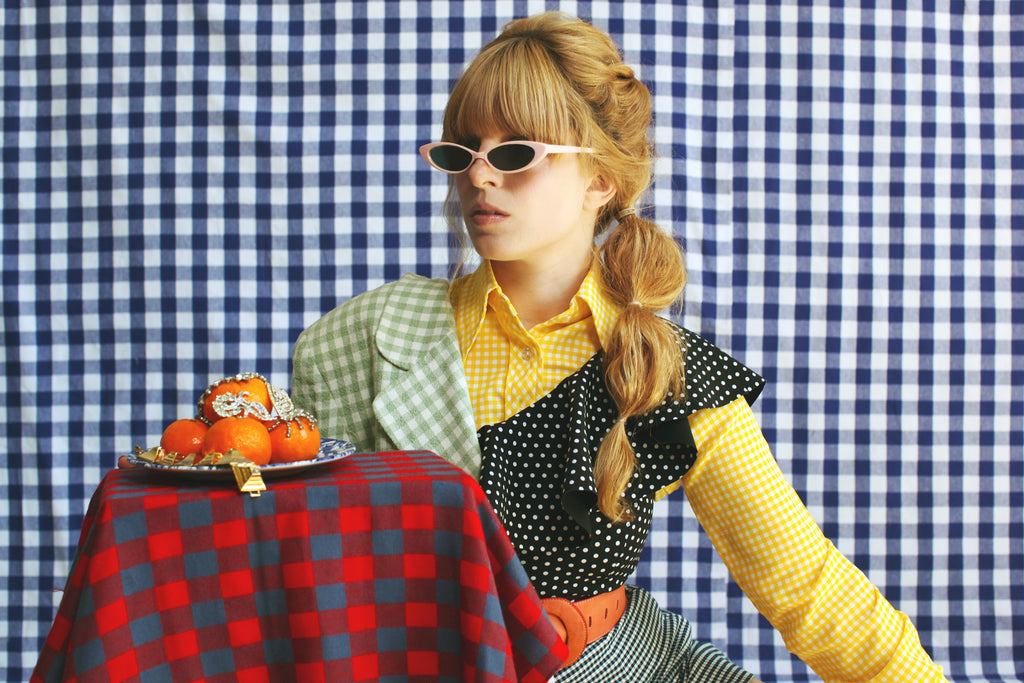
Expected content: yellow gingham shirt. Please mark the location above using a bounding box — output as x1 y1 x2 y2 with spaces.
449 261 945 683
451 261 621 427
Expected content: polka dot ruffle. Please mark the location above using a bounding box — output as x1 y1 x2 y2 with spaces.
478 324 765 600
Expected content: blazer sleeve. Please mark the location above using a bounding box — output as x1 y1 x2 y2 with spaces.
682 397 948 683
289 273 476 470
290 284 391 453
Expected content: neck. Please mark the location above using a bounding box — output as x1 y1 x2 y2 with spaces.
489 251 594 330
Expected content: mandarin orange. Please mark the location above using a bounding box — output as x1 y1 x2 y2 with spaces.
267 415 321 464
201 416 273 466
201 375 272 424
160 418 209 458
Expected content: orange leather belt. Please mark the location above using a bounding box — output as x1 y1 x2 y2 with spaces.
541 585 628 667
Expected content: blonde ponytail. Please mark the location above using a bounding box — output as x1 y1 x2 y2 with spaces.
595 211 685 522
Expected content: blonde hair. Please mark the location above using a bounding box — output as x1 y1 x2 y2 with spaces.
443 12 686 522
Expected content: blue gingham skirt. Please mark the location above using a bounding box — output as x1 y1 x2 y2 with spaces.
553 585 754 683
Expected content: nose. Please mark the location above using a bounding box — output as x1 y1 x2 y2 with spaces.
466 157 500 187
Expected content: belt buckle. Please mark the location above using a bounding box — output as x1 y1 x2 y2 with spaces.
541 597 588 667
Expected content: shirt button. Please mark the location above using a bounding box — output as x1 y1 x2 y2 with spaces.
520 347 535 361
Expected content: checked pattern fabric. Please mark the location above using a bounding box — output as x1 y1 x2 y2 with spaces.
31 451 565 683
4 2 1022 682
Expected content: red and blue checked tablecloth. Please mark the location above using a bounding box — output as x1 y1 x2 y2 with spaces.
32 451 566 683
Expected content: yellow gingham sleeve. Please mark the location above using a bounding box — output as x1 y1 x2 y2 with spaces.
683 397 947 683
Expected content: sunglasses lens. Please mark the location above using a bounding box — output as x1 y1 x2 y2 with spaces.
429 145 474 172
488 143 537 171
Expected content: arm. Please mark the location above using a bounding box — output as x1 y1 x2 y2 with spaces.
290 332 337 432
682 397 947 683
289 296 382 453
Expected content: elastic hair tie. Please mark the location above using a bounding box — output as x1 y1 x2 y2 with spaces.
627 300 643 308
617 207 637 221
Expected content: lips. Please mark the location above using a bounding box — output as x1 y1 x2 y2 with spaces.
467 201 509 227
470 202 508 218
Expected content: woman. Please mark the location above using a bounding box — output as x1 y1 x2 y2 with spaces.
291 12 946 682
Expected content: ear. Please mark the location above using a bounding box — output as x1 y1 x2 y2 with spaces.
583 173 616 212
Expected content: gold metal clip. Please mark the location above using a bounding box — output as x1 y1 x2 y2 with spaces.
230 462 267 497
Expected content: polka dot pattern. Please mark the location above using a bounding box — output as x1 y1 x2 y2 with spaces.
478 324 765 600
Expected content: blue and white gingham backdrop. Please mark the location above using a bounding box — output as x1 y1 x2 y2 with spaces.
3 2 1021 681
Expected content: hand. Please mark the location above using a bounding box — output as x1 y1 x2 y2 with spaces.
116 455 138 469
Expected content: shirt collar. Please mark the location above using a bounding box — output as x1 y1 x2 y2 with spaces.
449 260 622 357
450 261 500 358
573 265 620 347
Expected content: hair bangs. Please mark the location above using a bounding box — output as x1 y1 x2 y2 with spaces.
443 38 581 146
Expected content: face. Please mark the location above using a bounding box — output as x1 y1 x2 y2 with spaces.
452 133 614 274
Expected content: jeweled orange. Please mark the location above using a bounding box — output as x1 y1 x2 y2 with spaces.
201 375 272 424
267 415 321 464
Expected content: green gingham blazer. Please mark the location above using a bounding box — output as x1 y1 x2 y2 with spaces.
290 273 482 477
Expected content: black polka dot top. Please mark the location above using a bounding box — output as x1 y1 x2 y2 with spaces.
477 324 765 600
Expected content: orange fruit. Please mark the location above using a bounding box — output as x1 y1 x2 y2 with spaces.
201 416 273 466
201 375 272 424
268 415 321 464
160 418 209 458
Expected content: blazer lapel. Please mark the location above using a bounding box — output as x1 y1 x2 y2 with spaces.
371 274 482 477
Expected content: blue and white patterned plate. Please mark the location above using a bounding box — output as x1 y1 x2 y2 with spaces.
126 438 356 480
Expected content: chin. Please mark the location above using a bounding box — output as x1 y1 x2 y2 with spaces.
468 238 517 262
